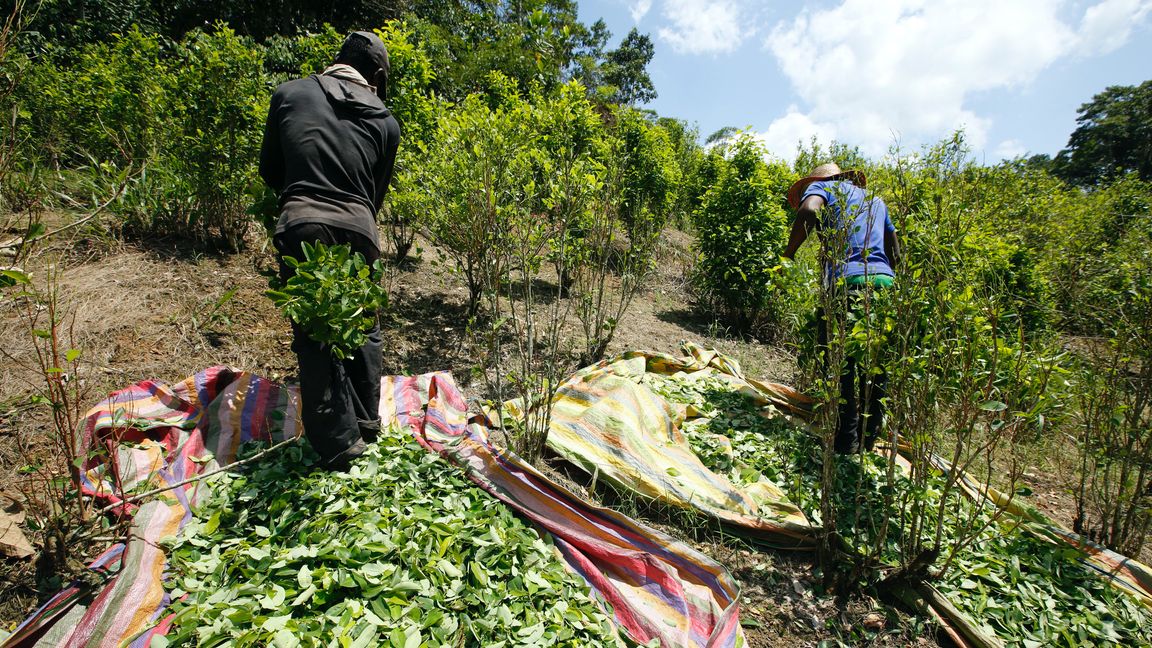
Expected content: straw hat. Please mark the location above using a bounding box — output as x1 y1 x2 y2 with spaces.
786 163 867 209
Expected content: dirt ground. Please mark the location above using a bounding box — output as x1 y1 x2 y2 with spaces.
0 220 1090 646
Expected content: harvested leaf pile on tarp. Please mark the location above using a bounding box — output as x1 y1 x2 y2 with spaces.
540 343 1152 648
163 428 621 647
505 343 817 549
4 367 744 648
378 373 745 648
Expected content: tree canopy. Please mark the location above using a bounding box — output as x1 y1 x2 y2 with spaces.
1053 79 1152 186
26 0 659 107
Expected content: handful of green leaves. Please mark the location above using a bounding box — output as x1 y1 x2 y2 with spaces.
266 242 388 359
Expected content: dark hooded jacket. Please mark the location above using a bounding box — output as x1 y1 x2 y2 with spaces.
260 74 401 249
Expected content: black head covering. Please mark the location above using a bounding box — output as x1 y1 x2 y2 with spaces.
337 31 390 79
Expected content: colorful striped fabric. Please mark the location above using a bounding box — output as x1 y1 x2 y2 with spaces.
378 372 747 648
12 350 1151 648
4 367 300 648
9 366 744 648
502 343 816 549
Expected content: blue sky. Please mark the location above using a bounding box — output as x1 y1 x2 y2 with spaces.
576 0 1152 164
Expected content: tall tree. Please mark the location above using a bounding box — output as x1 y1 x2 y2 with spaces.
601 28 655 105
405 0 586 100
29 0 412 46
1053 80 1152 186
566 18 609 90
704 126 738 146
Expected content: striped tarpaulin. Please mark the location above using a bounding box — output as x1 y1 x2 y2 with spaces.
379 371 747 648
11 354 1150 648
3 367 300 648
917 447 1152 609
500 343 817 549
513 343 1152 647
9 366 744 648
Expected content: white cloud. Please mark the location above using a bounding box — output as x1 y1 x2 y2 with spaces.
751 109 837 165
993 139 1028 160
1076 0 1152 55
760 0 1150 160
657 0 750 54
629 0 654 22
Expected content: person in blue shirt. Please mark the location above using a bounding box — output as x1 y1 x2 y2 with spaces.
781 163 900 454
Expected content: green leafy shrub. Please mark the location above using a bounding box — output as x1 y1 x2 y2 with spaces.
568 106 680 361
262 24 342 84
655 117 702 229
162 25 267 250
376 21 441 263
616 107 679 236
1070 224 1152 556
422 85 534 315
13 24 267 248
17 27 169 167
1046 174 1152 334
27 0 163 51
692 136 796 335
266 242 388 359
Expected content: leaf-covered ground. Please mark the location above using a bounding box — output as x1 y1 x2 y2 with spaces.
163 426 621 648
640 371 1152 648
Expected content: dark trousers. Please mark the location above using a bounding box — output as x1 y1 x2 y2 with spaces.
817 286 887 454
273 222 382 463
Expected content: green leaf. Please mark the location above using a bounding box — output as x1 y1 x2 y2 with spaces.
272 628 300 648
290 585 316 606
25 222 47 239
260 583 286 609
0 269 31 286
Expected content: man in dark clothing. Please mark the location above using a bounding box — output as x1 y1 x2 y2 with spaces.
260 31 401 470
782 163 900 454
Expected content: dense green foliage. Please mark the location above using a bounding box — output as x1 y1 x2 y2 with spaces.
9 24 267 247
5 0 1152 638
166 27 267 248
1053 79 1152 186
596 28 657 105
415 77 683 458
166 428 621 646
266 242 388 360
4 0 658 248
691 137 801 335
419 85 535 314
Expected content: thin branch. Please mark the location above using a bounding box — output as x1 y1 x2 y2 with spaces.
92 435 301 518
0 164 140 251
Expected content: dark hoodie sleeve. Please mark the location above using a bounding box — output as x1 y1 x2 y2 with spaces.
373 114 402 214
259 89 286 194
